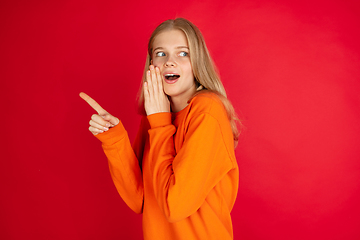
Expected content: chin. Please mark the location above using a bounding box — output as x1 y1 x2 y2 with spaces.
163 86 176 97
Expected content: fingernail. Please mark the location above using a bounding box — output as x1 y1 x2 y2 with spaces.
106 123 110 127
150 65 154 70
99 130 104 133
147 70 150 75
104 127 109 131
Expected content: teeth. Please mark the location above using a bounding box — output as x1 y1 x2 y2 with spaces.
165 74 176 77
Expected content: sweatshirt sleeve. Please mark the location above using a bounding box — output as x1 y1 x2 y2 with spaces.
95 120 144 214
147 111 235 222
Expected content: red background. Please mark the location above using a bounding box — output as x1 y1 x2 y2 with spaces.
1 0 359 239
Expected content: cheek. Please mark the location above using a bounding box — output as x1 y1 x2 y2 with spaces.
152 58 164 67
181 61 193 76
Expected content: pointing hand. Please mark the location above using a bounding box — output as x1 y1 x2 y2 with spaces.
80 92 120 135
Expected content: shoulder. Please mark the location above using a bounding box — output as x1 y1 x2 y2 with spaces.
188 91 227 120
186 91 236 161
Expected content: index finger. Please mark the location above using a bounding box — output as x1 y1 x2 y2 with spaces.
79 92 107 115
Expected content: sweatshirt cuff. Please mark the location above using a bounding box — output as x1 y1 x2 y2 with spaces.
147 112 172 129
95 121 127 145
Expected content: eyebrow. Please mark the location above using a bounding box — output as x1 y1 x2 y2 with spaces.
153 46 189 52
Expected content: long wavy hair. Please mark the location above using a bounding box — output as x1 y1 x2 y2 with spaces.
138 18 242 146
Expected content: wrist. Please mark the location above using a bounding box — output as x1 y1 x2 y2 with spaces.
147 112 172 128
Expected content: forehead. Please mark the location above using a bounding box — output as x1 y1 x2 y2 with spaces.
152 29 188 49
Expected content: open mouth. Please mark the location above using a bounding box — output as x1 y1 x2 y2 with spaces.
164 74 180 81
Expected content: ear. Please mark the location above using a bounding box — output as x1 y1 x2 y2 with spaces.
150 59 153 65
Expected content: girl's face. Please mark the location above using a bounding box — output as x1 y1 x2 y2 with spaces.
151 29 196 104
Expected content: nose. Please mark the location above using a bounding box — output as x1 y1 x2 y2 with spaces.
164 56 176 67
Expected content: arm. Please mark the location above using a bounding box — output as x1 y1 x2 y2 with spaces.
79 92 144 214
147 111 235 222
96 120 144 214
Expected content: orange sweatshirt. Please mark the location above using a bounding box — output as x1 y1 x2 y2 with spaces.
96 92 239 240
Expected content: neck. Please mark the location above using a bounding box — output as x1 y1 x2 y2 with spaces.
170 85 197 113
170 97 189 113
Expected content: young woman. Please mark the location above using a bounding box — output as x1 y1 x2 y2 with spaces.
80 18 240 240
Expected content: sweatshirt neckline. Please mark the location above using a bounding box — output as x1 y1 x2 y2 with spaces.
172 103 190 118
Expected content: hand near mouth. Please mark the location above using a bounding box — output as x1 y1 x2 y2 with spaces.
144 65 170 116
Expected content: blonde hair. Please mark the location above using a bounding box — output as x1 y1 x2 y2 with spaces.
138 18 242 146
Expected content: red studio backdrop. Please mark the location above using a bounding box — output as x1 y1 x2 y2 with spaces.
1 0 359 239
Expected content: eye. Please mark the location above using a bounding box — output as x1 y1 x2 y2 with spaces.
179 51 188 57
155 51 165 57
